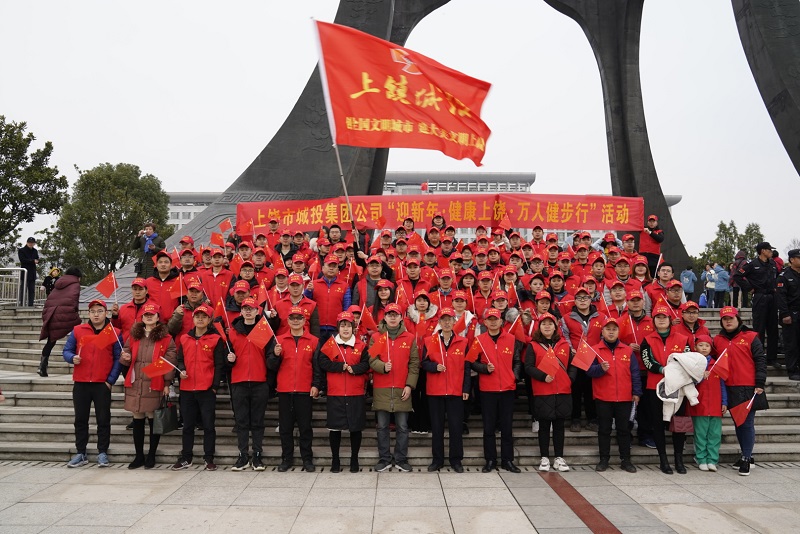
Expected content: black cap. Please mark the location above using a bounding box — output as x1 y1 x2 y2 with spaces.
26 237 36 243
788 249 800 259
755 242 774 252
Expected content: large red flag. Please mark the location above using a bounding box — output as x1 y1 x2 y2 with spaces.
316 21 491 166
729 394 757 427
247 317 274 349
571 338 596 371
95 272 118 299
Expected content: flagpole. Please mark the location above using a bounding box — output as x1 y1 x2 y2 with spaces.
708 349 727 374
112 273 118 305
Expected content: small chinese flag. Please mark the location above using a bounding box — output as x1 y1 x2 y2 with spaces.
214 299 227 326
229 254 244 277
142 357 172 379
219 218 233 233
360 308 378 333
168 278 185 300
496 213 512 231
238 219 254 236
254 282 269 308
416 313 428 339
95 272 118 299
729 394 757 427
465 337 482 363
709 350 730 381
171 247 181 270
508 316 526 343
424 336 442 358
308 261 321 280
453 313 467 335
247 317 274 349
556 299 575 318
321 337 341 360
538 350 561 378
571 338 596 371
455 239 464 253
213 320 229 345
91 323 118 349
369 332 388 358
618 317 634 343
406 232 425 248
210 232 225 247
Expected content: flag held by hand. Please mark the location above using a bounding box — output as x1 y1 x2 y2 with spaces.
95 272 118 299
91 324 119 349
571 338 596 371
247 317 274 350
538 350 561 378
143 357 173 379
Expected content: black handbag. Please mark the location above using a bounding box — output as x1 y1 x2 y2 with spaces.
153 396 179 435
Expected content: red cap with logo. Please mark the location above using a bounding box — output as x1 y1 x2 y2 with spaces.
384 303 403 315
337 311 355 323
720 306 738 318
131 278 147 288
193 304 213 317
485 308 502 319
288 274 305 285
141 303 160 316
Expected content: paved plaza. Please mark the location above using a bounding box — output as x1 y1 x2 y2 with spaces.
1 460 799 533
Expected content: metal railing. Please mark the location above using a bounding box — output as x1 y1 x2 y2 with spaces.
0 268 47 307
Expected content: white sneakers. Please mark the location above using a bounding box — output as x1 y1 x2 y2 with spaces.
707 464 718 472
538 457 550 472
698 463 709 471
553 457 570 472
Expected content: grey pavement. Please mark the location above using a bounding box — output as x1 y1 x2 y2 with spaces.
1 461 800 533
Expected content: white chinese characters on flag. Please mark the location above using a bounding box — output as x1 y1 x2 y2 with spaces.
315 20 492 166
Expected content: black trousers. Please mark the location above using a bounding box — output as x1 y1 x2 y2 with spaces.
180 389 216 461
571 369 596 421
645 389 685 456
231 381 269 455
635 371 654 441
752 293 779 361
428 395 464 465
278 392 314 463
782 312 800 375
481 390 515 463
595 400 632 461
19 267 36 306
409 371 430 432
73 382 112 454
538 418 565 458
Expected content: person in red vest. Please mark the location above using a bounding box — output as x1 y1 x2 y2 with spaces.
369 303 419 472
639 214 664 277
422 307 471 472
470 308 524 473
587 317 642 473
304 254 352 346
619 290 656 449
712 306 767 476
119 302 177 469
674 301 710 350
318 311 370 473
525 313 575 472
146 250 180 323
273 274 320 336
171 304 228 471
640 305 691 474
685 335 727 472
227 298 270 472
167 278 207 339
112 277 151 343
632 255 652 289
200 248 236 314
620 234 638 263
62 299 123 468
267 306 322 472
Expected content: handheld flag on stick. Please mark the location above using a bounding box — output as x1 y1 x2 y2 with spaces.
142 357 179 379
729 393 758 427
538 349 561 378
571 338 598 371
210 232 225 247
708 349 730 381
247 317 275 350
95 272 118 299
219 218 233 233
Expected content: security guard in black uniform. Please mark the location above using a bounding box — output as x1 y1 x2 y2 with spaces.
733 242 782 368
776 249 800 380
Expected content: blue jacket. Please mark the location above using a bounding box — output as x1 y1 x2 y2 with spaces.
680 269 697 293
713 265 730 292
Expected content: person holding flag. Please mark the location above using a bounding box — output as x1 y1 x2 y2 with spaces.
118 303 177 469
304 254 352 346
171 304 228 471
317 312 371 473
62 299 123 468
673 301 710 350
227 298 271 472
422 308 471 472
586 317 642 473
368 303 419 472
685 335 727 472
267 306 322 473
469 308 524 473
525 313 575 472
200 248 237 313
640 305 691 474
712 306 768 476
112 278 153 343
167 279 207 339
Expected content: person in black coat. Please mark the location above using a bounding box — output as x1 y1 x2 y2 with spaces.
38 267 83 376
18 237 39 306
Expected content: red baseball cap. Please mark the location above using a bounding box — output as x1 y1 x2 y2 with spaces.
288 274 305 285
546 233 558 241
367 255 382 264
538 312 558 324
323 254 339 265
88 299 107 310
558 252 571 261
652 305 672 317
292 253 306 264
375 279 394 289
438 269 454 279
384 303 403 315
627 290 644 300
193 304 213 317
154 250 171 261
681 301 699 311
241 298 258 309
452 290 467 301
485 308 502 319
337 311 355 323
535 290 552 301
666 279 683 289
406 258 420 266
622 234 635 241
274 268 289 277
615 256 630 265
491 290 508 301
179 236 194 245
477 270 494 280
231 280 250 294
603 316 620 328
238 241 253 249
720 306 738 318
211 248 224 257
439 307 456 318
141 303 160 316
288 306 305 316
131 278 147 288
648 214 658 221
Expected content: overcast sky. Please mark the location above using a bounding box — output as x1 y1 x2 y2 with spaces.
2 0 798 259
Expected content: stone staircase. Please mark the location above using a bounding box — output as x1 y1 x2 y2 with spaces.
1 305 798 469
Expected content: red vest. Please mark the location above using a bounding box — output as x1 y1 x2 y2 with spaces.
561 312 605 351
228 327 267 383
370 331 416 389
426 335 470 396
591 342 635 402
530 340 572 396
673 320 710 351
200 269 235 311
274 295 316 335
475 332 517 392
620 314 654 369
310 276 349 327
472 291 493 323
274 332 319 393
71 323 121 383
428 289 455 310
144 276 180 323
712 330 759 387
323 340 368 396
686 357 724 417
643 330 690 390
178 332 221 391
113 299 148 342
638 229 662 255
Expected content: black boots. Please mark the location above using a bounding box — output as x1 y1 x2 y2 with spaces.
659 453 673 474
37 355 49 377
674 450 687 474
145 419 160 469
128 419 146 469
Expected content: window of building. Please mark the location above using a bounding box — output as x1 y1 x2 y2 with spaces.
182 212 192 219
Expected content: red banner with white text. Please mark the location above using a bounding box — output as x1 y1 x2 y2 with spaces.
236 194 644 233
